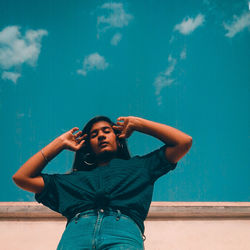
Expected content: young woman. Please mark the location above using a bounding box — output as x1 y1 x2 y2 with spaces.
13 115 192 250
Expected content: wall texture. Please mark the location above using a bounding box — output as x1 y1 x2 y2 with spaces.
1 202 250 250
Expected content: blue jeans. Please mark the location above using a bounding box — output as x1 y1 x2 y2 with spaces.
57 208 145 250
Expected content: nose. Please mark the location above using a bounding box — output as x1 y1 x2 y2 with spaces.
98 131 106 141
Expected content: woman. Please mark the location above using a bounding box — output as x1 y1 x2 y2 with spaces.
13 115 192 250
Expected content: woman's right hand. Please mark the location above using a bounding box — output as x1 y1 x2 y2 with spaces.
59 127 87 151
12 127 87 194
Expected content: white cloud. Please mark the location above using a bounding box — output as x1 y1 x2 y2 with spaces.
97 2 133 35
169 35 175 44
153 55 176 106
2 71 21 83
223 12 250 38
0 26 48 69
111 32 122 46
180 48 187 60
154 75 174 95
156 96 162 106
174 14 205 35
77 52 109 76
164 55 177 76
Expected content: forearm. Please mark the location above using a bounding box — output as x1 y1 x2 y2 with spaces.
134 117 192 146
13 137 64 179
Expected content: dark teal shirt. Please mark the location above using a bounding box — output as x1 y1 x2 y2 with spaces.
35 145 177 234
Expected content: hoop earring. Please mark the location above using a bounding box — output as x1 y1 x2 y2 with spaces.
83 153 95 166
83 160 95 166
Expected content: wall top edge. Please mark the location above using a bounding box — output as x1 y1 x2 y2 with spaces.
0 202 250 219
1 202 250 207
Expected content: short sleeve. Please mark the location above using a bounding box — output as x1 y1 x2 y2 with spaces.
34 173 59 213
138 145 178 182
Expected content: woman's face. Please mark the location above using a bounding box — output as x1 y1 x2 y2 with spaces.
89 121 119 157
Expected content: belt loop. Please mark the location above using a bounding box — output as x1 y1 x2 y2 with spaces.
116 209 121 221
74 212 81 224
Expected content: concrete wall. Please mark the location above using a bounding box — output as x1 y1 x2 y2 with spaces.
1 202 250 250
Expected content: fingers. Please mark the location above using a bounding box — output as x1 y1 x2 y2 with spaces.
70 127 79 133
75 139 86 150
115 117 133 139
71 134 87 151
116 121 124 126
117 117 125 121
112 125 123 131
119 127 133 139
74 131 82 138
78 134 88 140
75 133 87 143
69 141 85 151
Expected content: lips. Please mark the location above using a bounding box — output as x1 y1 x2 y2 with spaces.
99 141 109 147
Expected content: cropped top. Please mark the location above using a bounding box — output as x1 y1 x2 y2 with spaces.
35 145 178 234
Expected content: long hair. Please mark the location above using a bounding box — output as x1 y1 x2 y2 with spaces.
71 116 131 172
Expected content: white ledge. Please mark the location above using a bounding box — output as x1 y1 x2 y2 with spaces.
0 202 250 219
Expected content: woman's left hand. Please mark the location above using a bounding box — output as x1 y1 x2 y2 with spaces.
112 116 141 139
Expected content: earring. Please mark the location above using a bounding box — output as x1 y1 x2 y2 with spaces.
83 153 95 166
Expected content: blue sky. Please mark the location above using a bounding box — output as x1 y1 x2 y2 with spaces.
0 0 249 202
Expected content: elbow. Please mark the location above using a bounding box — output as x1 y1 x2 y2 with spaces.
12 174 21 186
12 172 22 182
180 136 192 152
185 137 193 151
180 136 192 145
12 174 26 188
12 174 18 183
186 136 193 146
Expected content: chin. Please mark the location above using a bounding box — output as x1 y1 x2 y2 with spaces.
96 149 117 160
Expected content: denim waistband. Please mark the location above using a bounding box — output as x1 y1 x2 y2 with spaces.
72 208 122 223
70 208 146 242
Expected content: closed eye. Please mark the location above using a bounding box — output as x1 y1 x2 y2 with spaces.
91 133 97 138
90 126 112 138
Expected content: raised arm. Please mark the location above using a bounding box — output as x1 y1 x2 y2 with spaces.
112 116 192 164
12 127 86 194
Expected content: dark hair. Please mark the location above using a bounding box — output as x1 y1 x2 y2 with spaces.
71 115 131 172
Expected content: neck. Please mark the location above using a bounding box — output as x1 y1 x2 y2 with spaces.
98 161 110 166
96 151 116 166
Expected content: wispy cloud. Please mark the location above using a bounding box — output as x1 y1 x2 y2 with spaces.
174 14 205 35
223 11 250 38
180 48 187 60
97 2 133 45
157 13 204 105
77 52 109 76
97 3 133 33
2 71 21 83
154 55 176 106
164 55 177 77
154 76 174 96
111 32 122 46
0 25 47 83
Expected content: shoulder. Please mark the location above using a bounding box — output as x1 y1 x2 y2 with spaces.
133 145 166 160
40 171 79 182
